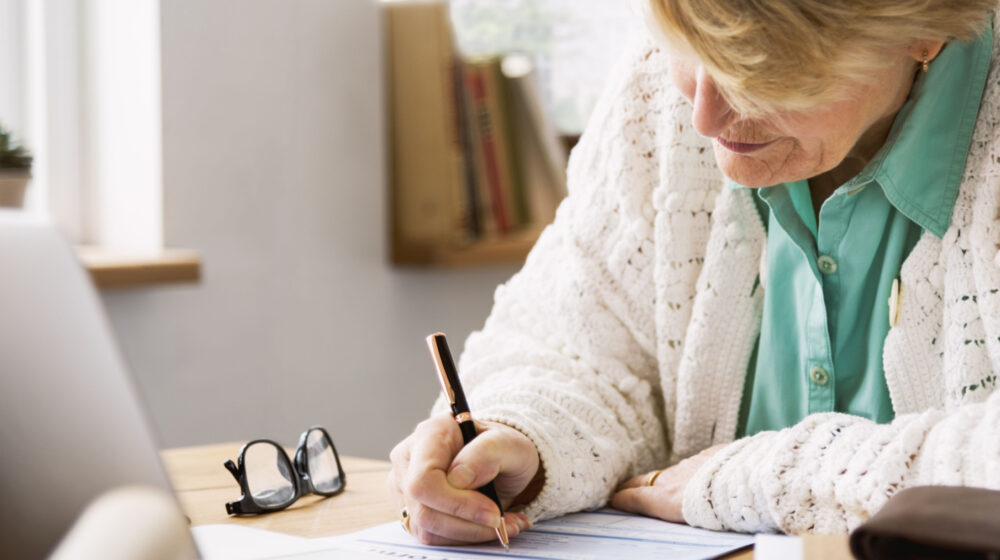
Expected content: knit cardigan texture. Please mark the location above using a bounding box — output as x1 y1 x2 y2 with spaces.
433 26 1000 534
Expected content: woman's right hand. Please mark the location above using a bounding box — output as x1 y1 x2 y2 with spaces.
387 413 541 545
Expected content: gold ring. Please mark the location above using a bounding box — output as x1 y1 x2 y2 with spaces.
400 507 412 535
645 469 665 487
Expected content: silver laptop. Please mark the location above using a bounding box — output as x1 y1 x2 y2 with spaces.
0 211 199 559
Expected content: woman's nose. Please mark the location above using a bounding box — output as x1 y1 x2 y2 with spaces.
690 68 736 138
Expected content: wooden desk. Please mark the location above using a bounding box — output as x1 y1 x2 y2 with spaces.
162 443 853 559
161 443 397 538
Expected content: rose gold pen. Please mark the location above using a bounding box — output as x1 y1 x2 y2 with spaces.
426 332 510 551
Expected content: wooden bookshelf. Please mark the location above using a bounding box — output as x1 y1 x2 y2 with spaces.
392 226 543 267
385 1 574 269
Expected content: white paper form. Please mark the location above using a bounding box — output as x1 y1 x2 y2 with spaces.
754 534 804 560
322 509 754 560
192 524 334 560
192 525 390 560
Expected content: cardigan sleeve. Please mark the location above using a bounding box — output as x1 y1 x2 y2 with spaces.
429 39 679 523
682 388 1000 534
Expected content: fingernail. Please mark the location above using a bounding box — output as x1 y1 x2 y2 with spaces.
447 464 476 489
477 510 501 528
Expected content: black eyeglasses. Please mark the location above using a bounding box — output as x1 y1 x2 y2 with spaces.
223 426 346 515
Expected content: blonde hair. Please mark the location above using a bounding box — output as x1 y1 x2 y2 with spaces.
646 0 994 115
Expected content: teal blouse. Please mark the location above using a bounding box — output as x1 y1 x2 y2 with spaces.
734 23 993 438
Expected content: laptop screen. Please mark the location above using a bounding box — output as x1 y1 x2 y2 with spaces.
0 212 198 558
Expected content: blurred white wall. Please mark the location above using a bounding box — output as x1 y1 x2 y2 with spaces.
99 0 517 459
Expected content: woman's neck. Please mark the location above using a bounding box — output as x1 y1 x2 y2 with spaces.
807 98 903 219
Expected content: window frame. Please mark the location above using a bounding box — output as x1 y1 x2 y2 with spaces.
2 0 163 249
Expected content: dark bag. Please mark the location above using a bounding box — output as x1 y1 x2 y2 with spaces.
849 486 1000 560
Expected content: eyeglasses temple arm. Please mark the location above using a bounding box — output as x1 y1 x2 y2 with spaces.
223 459 247 515
224 459 241 481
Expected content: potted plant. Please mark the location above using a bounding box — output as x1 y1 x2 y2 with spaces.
0 123 33 208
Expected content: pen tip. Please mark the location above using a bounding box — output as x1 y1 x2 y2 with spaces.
497 517 510 550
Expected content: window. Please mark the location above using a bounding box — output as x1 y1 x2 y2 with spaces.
450 0 641 134
1 0 87 239
0 0 27 137
0 0 163 251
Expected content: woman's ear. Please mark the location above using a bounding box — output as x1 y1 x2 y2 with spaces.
908 40 946 64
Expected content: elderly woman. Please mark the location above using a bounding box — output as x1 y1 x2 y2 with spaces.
389 0 1000 542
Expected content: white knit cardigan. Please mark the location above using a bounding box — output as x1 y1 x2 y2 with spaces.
436 25 1000 535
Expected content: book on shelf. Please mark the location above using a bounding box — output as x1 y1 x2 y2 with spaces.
451 61 482 238
501 53 568 227
384 0 568 264
453 60 499 237
463 56 529 235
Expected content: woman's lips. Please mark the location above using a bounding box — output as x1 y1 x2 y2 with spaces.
716 137 778 154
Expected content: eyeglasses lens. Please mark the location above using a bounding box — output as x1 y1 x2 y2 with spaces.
305 429 342 494
244 442 297 509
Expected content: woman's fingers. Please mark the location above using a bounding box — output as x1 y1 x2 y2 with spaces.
610 485 684 523
616 470 655 491
406 468 502 528
390 427 496 542
610 444 727 525
403 416 501 524
610 487 683 522
446 426 540 499
390 414 462 509
508 512 532 533
611 466 684 522
414 513 531 546
407 502 504 545
405 414 466 474
388 414 540 544
407 425 528 526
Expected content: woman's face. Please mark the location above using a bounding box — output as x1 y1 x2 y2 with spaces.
667 53 920 188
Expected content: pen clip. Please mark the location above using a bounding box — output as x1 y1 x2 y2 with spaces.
426 334 455 405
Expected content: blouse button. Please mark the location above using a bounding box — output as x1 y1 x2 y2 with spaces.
809 366 830 386
817 255 838 275
888 278 901 327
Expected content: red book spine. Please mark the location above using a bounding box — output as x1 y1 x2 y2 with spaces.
466 67 510 234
